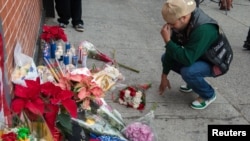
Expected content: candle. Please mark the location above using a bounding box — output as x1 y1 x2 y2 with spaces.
50 41 56 59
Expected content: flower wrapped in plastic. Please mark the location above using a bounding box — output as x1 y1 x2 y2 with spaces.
71 110 128 141
92 64 124 92
11 43 38 87
90 133 126 141
81 40 140 73
95 98 126 131
118 83 151 111
122 110 158 141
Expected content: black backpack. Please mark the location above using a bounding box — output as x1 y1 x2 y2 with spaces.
203 26 233 77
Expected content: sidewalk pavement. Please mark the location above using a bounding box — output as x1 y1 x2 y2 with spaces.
43 0 250 140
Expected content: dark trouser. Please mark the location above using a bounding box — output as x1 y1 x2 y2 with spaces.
246 27 250 41
54 0 84 26
195 0 200 7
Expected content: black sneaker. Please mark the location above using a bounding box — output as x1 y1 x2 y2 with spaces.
243 41 250 50
59 23 67 28
74 24 84 32
179 85 193 93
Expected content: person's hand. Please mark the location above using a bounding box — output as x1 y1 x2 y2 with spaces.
161 24 171 44
159 74 171 95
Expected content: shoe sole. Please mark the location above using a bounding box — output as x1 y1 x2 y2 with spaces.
191 95 216 110
179 85 193 93
75 28 84 32
179 89 193 93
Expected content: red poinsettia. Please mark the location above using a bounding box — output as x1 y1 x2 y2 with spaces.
40 25 67 42
11 77 45 119
11 77 77 134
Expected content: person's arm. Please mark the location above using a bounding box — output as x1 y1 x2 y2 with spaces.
159 73 171 95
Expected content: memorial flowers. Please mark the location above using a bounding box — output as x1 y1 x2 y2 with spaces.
40 25 67 42
10 77 78 135
118 83 151 110
122 110 158 141
56 68 104 110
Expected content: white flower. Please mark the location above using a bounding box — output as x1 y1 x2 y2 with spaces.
133 97 142 104
133 104 139 109
126 97 133 105
125 89 131 97
135 91 142 98
119 98 126 105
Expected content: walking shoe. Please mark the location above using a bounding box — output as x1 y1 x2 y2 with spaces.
59 23 67 28
191 94 216 110
179 85 193 93
74 24 84 32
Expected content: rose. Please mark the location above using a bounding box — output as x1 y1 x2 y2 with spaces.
118 86 145 110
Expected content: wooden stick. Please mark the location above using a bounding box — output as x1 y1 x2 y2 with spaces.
43 57 60 82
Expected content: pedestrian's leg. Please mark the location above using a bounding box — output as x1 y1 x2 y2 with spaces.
243 27 250 49
71 0 84 26
180 61 215 100
195 0 200 7
55 0 71 25
246 27 250 41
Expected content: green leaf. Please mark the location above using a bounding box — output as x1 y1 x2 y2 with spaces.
56 113 72 135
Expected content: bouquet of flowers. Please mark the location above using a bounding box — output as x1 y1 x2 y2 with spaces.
40 25 67 42
92 64 124 92
56 68 104 110
118 83 151 111
80 41 140 73
80 41 114 63
96 98 126 131
122 110 158 141
72 110 127 141
11 43 38 87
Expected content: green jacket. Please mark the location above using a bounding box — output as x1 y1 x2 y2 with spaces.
162 9 219 75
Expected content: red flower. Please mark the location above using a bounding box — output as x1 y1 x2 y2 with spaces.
1 132 17 141
40 25 67 42
11 77 78 134
11 78 45 118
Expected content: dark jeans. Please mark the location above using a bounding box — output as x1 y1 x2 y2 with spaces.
55 0 84 26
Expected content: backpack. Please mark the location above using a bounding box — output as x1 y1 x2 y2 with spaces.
219 0 233 11
203 27 233 77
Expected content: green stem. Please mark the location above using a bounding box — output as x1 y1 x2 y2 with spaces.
117 62 140 73
111 49 140 73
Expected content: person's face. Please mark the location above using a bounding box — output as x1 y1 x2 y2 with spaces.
167 16 187 32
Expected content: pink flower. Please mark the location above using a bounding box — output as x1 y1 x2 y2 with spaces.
123 122 154 141
57 73 104 110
